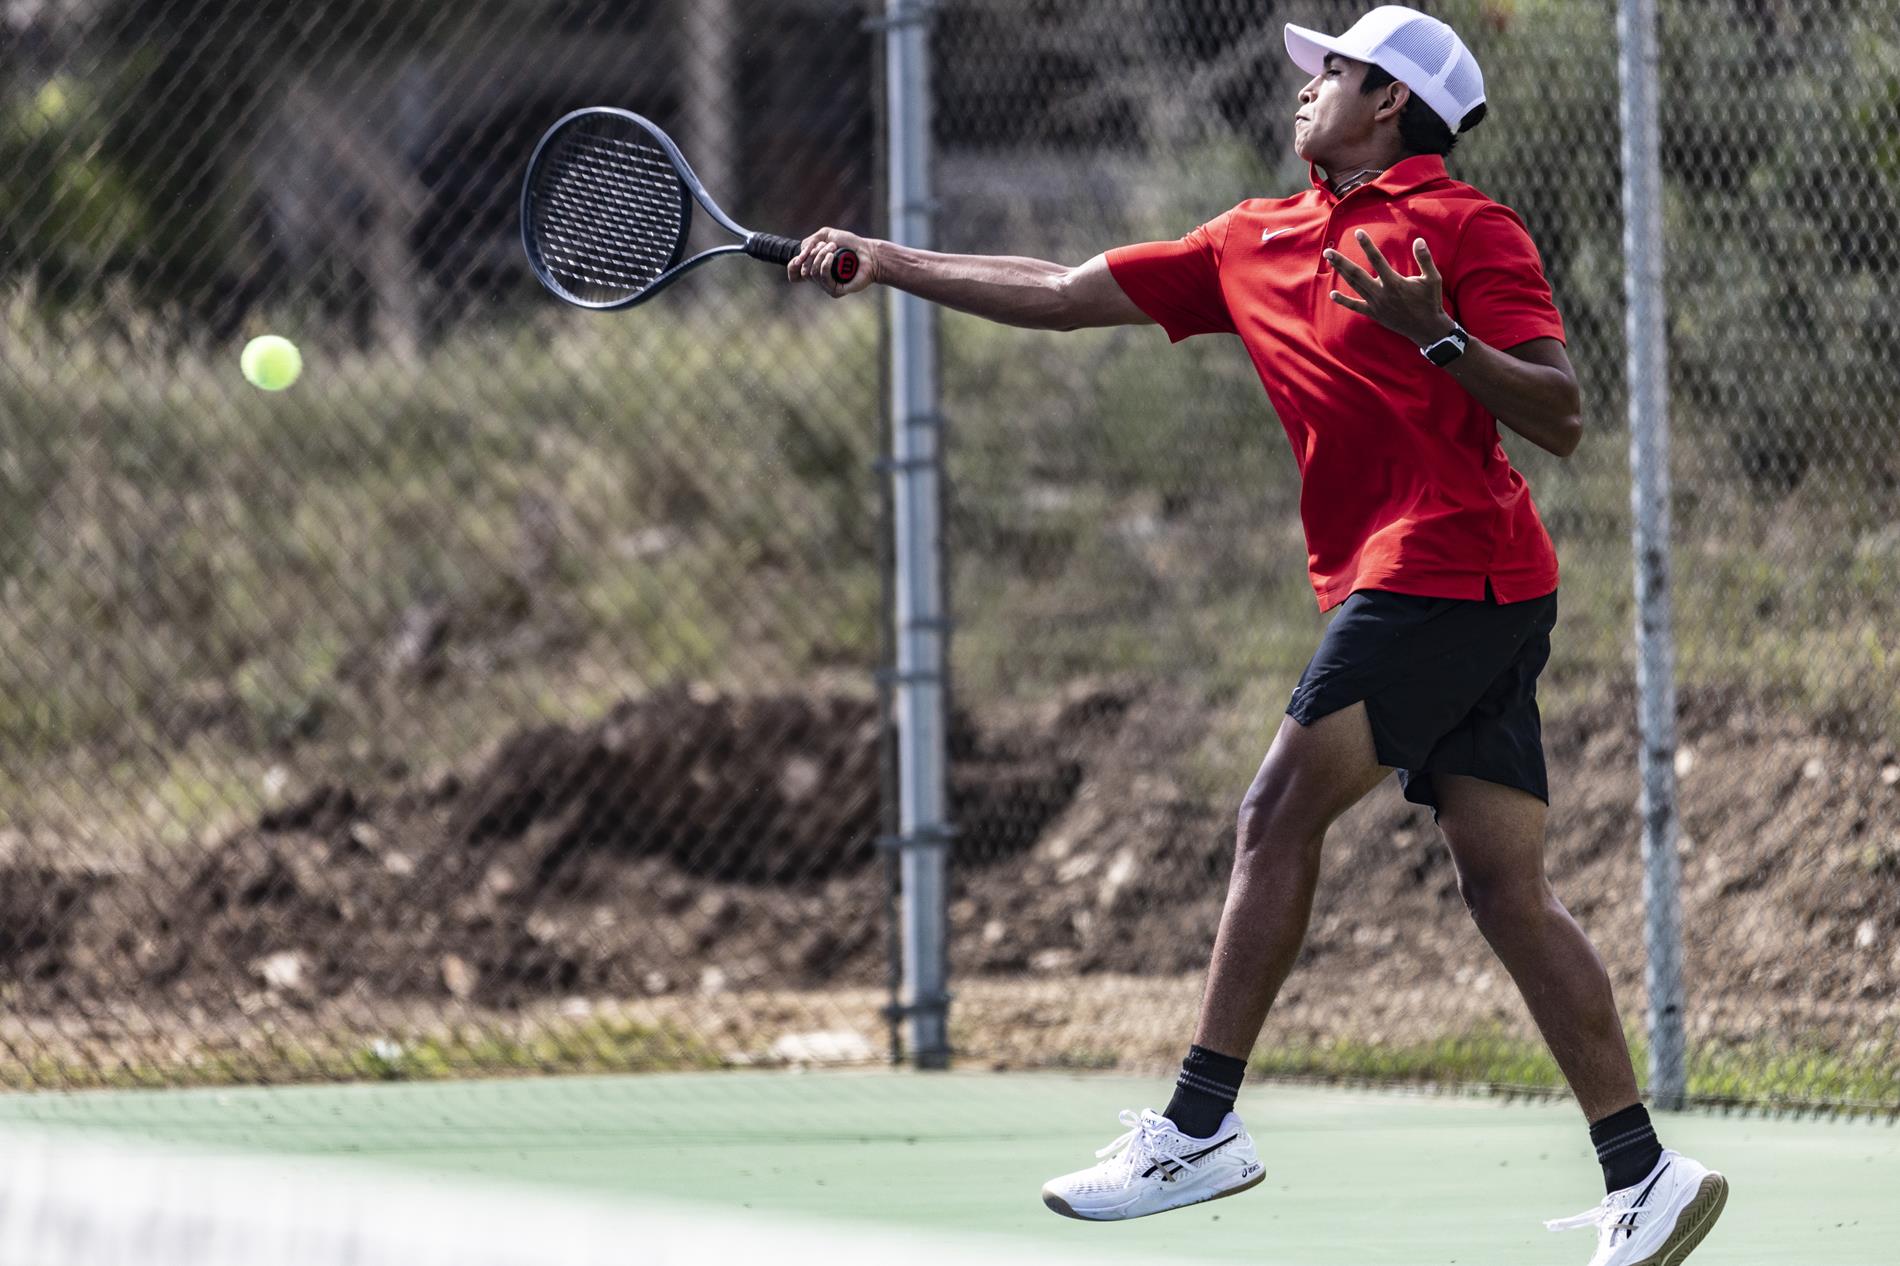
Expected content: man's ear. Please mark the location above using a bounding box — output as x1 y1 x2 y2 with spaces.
1375 80 1411 124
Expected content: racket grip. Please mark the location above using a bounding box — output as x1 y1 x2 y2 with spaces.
747 233 804 265
747 233 861 285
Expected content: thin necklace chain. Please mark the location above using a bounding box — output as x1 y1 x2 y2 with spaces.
1329 166 1385 196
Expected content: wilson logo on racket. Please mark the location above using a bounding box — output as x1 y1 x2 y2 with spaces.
521 107 858 310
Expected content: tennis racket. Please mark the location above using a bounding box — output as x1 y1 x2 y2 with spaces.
521 107 859 310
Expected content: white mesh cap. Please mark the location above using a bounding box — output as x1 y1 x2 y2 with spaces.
1285 5 1486 133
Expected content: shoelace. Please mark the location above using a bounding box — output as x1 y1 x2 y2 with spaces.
1095 1109 1200 1179
1545 1194 1644 1245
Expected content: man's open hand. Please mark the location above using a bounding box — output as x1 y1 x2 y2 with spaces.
1326 229 1456 347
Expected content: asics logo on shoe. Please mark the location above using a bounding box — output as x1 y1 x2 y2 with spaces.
1141 1133 1237 1179
1615 1162 1670 1242
1545 1151 1726 1261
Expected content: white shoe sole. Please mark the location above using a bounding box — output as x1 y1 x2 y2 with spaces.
1628 1172 1729 1266
1041 1167 1267 1222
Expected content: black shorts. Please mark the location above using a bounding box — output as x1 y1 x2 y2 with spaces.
1285 587 1558 812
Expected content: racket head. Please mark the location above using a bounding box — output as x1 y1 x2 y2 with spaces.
521 109 700 309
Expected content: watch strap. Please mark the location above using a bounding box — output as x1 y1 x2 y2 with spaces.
1421 322 1469 367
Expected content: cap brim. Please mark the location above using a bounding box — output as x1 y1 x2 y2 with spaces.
1284 23 1351 78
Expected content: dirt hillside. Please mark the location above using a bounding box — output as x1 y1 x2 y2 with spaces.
3 684 1895 1070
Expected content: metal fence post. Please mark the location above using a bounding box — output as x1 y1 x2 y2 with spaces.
883 0 952 1069
1617 0 1687 1111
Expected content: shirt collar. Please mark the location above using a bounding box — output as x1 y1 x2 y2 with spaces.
1308 154 1449 202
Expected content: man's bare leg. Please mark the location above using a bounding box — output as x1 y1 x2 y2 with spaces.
1427 773 1740 1260
1040 708 1389 1218
1191 702 1392 1057
1432 774 1639 1122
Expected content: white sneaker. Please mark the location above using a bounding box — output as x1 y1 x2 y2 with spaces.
1041 1108 1264 1221
1545 1150 1729 1265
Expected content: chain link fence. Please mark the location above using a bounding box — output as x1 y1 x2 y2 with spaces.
938 0 1900 1111
0 0 911 1086
1 0 1894 1109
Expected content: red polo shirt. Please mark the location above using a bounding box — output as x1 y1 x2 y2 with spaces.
1106 155 1564 610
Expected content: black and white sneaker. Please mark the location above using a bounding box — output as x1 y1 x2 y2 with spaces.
1545 1150 1729 1265
1041 1108 1264 1221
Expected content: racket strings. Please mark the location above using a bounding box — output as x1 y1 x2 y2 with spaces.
538 172 678 286
531 126 689 302
542 178 679 267
541 147 681 263
540 180 672 279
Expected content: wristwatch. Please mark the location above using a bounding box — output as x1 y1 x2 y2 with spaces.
1420 322 1470 367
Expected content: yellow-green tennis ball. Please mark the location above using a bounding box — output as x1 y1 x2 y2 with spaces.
242 335 303 392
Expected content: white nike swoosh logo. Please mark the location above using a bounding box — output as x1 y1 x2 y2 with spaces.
1261 228 1296 245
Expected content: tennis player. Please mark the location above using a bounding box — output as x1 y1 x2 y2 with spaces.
789 6 1724 1261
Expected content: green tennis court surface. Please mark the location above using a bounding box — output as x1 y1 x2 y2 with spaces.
1 1071 1893 1264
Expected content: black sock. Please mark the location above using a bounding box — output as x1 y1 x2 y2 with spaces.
1162 1045 1247 1139
1590 1103 1664 1193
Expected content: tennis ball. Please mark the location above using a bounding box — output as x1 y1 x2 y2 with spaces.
241 335 303 392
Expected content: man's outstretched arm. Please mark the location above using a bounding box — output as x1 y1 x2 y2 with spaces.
787 228 1152 332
